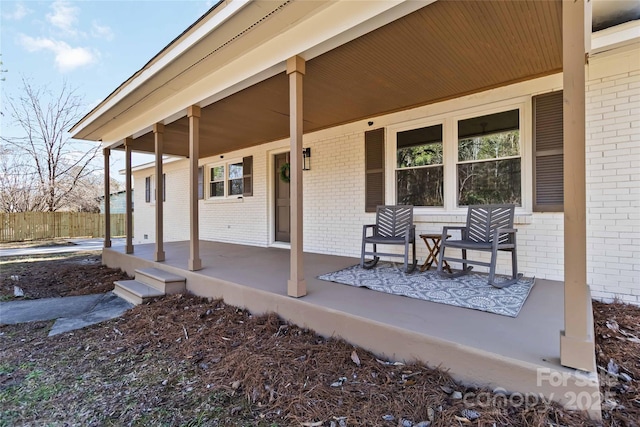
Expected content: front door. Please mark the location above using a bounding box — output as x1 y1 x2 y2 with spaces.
274 152 290 242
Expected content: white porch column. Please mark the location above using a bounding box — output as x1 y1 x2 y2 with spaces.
188 106 202 271
154 123 165 262
287 55 307 297
124 138 134 254
103 148 111 248
560 0 595 372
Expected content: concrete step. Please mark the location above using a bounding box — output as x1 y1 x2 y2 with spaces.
113 280 164 305
134 268 186 294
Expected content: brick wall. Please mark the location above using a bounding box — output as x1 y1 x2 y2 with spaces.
586 46 640 304
198 148 268 246
304 131 367 256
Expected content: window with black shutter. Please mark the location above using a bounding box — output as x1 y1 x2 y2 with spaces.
243 156 253 197
198 166 204 200
206 157 252 199
145 177 151 202
533 91 564 212
162 173 166 202
145 174 165 202
365 128 385 212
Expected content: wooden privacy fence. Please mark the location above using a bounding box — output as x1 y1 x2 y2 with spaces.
0 212 128 242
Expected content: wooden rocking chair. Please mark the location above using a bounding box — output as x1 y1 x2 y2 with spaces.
437 204 522 288
361 205 417 273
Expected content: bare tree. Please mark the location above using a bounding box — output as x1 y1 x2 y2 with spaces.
63 170 113 213
1 77 100 212
0 145 46 212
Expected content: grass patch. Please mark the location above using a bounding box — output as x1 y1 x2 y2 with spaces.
0 363 17 375
0 365 62 427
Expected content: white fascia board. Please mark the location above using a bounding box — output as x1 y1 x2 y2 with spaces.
74 0 251 138
591 19 640 54
103 140 124 150
100 0 432 144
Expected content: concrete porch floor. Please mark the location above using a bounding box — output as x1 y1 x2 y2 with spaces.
103 240 600 415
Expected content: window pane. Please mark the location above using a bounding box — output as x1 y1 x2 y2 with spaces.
211 166 224 181
228 163 243 180
210 181 224 197
458 130 520 162
397 124 443 168
397 166 444 206
229 178 243 195
458 110 520 162
457 159 521 206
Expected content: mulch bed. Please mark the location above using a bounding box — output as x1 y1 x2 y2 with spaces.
0 253 130 299
0 253 638 426
593 300 640 427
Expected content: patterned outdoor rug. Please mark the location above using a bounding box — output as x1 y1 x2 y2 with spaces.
318 262 535 317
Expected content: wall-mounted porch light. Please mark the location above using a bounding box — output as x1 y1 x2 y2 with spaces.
302 147 311 171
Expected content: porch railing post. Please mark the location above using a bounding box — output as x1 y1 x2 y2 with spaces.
103 147 111 248
560 0 595 373
125 138 134 254
188 105 202 271
287 55 307 297
154 123 165 262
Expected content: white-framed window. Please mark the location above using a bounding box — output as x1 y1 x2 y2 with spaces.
228 162 243 196
456 109 521 206
209 165 225 198
207 160 243 198
396 123 444 206
389 100 526 210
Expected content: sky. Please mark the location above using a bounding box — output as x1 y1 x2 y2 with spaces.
1 0 217 181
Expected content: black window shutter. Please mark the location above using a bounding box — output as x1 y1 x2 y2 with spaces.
145 177 151 203
243 156 253 197
198 166 204 200
365 128 385 212
533 91 563 212
162 173 166 202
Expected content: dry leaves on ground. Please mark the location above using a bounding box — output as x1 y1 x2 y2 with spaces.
1 253 638 425
0 253 130 299
593 300 640 427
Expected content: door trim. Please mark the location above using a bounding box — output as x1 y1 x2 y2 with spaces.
268 147 291 246
274 151 291 243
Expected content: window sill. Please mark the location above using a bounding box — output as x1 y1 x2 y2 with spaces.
203 196 244 204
